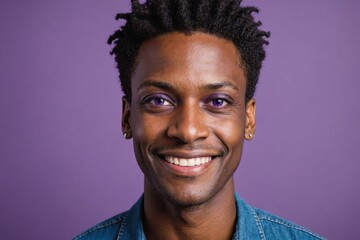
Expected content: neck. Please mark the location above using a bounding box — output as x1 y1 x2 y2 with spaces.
143 179 237 240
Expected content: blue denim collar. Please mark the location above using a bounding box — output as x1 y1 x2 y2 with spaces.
117 193 264 240
234 193 264 240
117 196 145 240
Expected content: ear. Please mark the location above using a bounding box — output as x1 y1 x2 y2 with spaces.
122 97 132 139
244 98 256 141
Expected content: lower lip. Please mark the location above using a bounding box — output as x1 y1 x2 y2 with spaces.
160 157 214 176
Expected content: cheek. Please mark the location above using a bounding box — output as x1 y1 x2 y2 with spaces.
130 114 159 174
214 114 245 145
131 113 168 142
220 122 243 139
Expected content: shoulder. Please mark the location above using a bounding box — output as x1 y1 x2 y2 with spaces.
253 207 325 240
73 196 145 240
73 211 128 240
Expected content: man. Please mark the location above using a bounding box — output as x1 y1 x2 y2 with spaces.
75 0 324 239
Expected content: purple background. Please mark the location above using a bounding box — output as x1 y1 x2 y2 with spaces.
1 0 359 239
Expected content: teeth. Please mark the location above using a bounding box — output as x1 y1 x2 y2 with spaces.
195 158 201 165
179 159 188 166
165 156 212 167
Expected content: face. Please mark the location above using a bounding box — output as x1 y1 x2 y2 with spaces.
122 32 256 207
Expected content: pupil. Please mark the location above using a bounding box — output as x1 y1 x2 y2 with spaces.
213 99 223 106
155 98 164 105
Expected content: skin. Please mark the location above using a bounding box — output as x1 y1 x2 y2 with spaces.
122 32 256 240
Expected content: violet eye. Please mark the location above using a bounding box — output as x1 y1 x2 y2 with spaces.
147 96 172 106
212 98 226 107
153 98 166 105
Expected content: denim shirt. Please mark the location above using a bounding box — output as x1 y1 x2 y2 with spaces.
74 193 325 240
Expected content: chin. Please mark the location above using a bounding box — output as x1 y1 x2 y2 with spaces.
156 181 224 208
163 191 211 208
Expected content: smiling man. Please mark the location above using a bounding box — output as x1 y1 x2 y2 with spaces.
74 0 324 239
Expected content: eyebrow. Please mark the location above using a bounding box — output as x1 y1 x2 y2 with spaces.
204 82 239 91
137 80 173 91
137 80 239 91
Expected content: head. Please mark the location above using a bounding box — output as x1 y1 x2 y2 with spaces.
108 0 269 207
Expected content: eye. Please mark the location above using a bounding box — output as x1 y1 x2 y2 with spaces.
142 94 174 108
211 98 228 107
205 95 232 109
149 97 172 106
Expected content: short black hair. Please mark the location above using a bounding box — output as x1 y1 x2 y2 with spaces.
108 0 270 103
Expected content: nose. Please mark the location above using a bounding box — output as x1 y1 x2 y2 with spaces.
167 101 210 143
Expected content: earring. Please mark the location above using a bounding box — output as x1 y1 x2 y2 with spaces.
249 133 253 138
123 132 127 139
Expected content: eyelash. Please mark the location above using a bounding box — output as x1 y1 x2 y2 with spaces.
204 96 232 108
142 95 174 107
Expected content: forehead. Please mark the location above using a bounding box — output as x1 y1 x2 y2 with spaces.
132 32 246 91
137 32 242 67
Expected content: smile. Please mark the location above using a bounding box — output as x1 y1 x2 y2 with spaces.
165 156 212 167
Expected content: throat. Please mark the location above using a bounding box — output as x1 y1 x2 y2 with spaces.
143 183 237 240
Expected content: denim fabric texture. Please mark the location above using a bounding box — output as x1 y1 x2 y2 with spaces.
74 193 325 240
